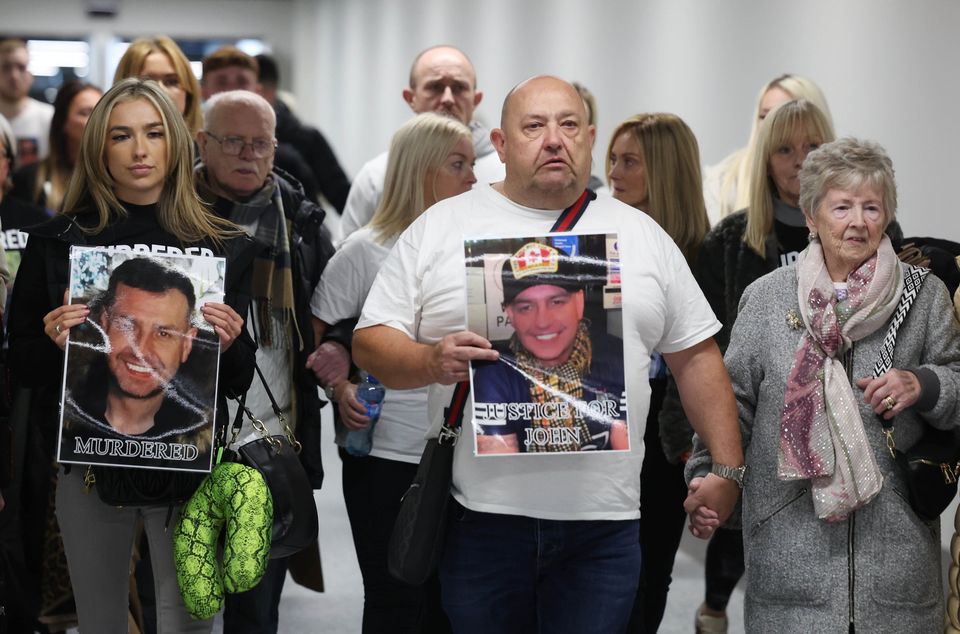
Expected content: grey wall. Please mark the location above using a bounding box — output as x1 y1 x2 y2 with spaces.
6 0 960 239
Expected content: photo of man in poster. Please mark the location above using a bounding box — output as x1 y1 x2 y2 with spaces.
470 236 627 454
59 251 223 471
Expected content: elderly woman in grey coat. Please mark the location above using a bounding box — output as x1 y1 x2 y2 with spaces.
688 137 960 633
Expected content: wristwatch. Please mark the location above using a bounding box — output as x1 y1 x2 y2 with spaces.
711 463 747 489
324 384 337 402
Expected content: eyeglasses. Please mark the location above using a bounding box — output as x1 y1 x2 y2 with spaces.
204 132 276 158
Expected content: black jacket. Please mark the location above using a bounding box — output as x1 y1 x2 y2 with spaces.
274 100 351 214
201 168 336 488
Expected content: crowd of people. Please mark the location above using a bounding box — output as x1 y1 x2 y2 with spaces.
0 33 959 634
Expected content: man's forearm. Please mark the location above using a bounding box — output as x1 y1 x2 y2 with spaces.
664 337 743 467
353 325 435 390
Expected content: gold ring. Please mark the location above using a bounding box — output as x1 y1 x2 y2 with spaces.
55 323 62 335
883 395 896 411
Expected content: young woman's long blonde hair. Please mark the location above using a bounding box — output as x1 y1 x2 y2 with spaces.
113 36 203 136
62 78 235 244
606 113 709 264
368 113 472 244
743 99 835 256
717 74 833 220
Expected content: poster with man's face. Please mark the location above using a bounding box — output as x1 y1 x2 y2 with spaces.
465 232 628 456
57 247 226 472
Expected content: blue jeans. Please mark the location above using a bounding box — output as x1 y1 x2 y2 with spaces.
439 502 641 634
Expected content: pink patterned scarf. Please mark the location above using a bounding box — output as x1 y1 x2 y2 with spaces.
778 236 902 521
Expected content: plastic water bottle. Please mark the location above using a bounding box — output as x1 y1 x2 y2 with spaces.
344 373 385 457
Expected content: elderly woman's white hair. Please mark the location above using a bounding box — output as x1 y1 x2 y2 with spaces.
799 137 897 228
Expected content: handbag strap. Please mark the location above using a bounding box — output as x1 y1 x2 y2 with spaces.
442 189 597 444
873 265 929 379
222 361 301 460
550 189 596 232
875 265 928 445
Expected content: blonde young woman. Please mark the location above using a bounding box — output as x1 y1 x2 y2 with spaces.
307 112 475 633
703 74 832 224
7 78 252 633
114 35 203 136
605 113 710 633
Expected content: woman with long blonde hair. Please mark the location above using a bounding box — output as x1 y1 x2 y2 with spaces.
7 78 252 633
307 111 475 633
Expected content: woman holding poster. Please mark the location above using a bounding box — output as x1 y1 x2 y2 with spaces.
7 78 253 633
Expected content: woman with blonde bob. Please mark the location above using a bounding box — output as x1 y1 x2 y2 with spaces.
114 35 203 135
704 74 833 224
606 112 711 632
7 78 253 633
307 112 475 633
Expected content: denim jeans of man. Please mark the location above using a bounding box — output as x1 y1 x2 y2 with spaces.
440 501 641 634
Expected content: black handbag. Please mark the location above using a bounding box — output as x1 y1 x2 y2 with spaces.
876 265 960 521
387 381 468 585
227 363 319 559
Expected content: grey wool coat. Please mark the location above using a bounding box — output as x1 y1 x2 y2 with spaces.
689 262 960 633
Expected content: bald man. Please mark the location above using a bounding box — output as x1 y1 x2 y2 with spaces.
353 76 743 631
338 45 505 239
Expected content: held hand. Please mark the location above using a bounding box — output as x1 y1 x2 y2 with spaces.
684 474 738 539
305 341 350 387
429 331 499 385
856 369 921 420
201 302 244 353
336 382 370 431
43 290 89 351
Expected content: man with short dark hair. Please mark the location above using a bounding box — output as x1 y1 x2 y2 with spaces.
354 76 743 631
0 39 52 166
338 44 505 238
196 89 334 634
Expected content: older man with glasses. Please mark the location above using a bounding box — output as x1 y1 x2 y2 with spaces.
195 89 335 634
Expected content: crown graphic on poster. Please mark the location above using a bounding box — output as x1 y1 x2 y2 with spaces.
509 242 559 280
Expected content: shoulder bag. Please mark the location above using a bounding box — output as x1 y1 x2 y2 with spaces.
226 363 319 559
876 265 960 521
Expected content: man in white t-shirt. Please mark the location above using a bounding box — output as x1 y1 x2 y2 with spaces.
0 39 53 166
354 76 744 631
338 45 505 240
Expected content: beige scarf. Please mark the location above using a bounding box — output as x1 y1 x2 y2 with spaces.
779 236 902 521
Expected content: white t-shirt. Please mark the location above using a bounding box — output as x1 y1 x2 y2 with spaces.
10 98 53 165
338 135 506 242
311 226 430 463
358 184 721 520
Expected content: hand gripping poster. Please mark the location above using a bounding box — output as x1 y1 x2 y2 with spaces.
57 247 225 472
465 232 628 455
